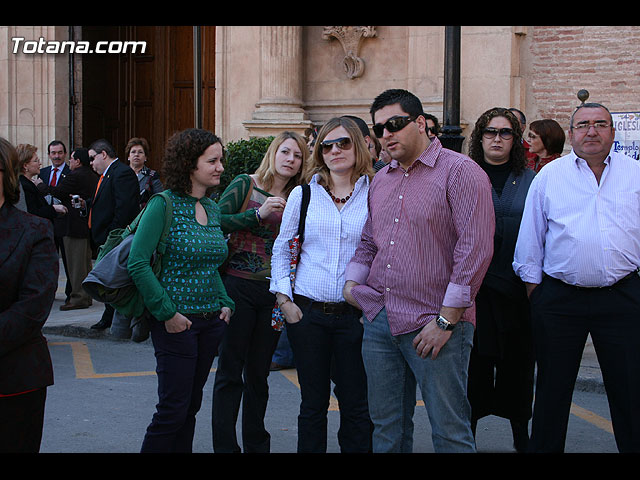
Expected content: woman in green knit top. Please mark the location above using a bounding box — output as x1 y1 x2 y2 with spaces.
211 131 309 453
129 128 234 453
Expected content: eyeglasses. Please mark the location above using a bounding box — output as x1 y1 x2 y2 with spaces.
482 128 514 140
572 121 611 131
372 115 417 138
320 137 353 154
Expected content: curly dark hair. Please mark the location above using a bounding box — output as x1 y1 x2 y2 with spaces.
468 107 526 175
162 128 223 195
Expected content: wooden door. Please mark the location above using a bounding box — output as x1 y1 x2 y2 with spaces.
81 25 216 174
165 26 217 134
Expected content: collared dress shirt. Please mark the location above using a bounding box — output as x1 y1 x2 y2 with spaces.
513 150 640 287
345 138 495 336
270 173 370 303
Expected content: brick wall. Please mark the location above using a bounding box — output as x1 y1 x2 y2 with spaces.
527 26 640 131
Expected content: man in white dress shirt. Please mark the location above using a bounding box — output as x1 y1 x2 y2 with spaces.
513 102 640 453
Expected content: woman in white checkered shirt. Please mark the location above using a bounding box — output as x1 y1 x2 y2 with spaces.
270 116 375 453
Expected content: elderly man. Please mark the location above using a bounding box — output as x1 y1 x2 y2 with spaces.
513 102 640 453
343 89 494 453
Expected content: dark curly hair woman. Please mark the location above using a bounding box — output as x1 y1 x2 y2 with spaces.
128 128 235 452
465 107 536 453
468 107 527 176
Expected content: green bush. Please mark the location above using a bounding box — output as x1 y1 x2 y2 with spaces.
215 136 274 198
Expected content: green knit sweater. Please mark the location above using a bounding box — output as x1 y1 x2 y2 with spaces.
128 190 234 322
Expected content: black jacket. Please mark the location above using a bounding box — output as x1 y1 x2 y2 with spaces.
0 203 57 394
19 175 57 221
38 164 71 238
88 159 140 247
46 165 100 238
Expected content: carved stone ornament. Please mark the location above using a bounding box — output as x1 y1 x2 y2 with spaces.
322 26 377 79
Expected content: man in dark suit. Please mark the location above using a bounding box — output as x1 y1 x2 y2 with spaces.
87 139 140 333
38 140 72 302
45 148 99 311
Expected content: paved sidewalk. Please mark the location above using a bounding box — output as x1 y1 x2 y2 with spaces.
42 263 605 394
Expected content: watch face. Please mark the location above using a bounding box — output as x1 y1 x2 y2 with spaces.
436 316 453 330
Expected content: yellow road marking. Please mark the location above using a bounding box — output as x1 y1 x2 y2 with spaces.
51 341 157 379
278 368 340 411
570 402 614 434
51 341 615 433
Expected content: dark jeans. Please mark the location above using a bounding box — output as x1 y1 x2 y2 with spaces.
141 312 227 453
287 296 372 453
529 274 640 453
212 275 280 453
0 388 47 453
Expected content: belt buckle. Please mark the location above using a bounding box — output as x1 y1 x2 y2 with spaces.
322 302 338 314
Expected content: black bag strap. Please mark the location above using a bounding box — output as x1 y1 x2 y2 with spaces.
298 184 311 245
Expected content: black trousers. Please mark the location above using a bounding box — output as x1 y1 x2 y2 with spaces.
0 388 47 453
212 276 280 453
529 274 640 453
141 312 227 453
468 286 534 424
287 296 371 453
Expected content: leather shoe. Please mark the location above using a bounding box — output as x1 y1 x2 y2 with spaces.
270 362 293 371
60 302 91 311
91 317 112 330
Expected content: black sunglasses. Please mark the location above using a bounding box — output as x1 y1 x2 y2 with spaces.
482 127 514 140
320 136 353 154
372 115 417 138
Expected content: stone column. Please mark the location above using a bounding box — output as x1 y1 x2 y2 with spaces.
0 26 70 160
244 26 311 137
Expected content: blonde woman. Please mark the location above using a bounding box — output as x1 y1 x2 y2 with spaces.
270 117 374 453
212 131 309 453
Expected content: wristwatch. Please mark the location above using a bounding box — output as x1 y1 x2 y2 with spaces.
435 315 455 331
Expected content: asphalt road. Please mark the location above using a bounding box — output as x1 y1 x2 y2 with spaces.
38 333 618 454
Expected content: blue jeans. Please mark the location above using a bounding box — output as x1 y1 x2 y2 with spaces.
362 307 476 453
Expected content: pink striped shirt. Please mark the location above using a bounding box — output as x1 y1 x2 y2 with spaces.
345 139 495 336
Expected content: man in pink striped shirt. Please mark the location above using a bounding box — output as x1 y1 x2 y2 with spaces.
344 89 494 453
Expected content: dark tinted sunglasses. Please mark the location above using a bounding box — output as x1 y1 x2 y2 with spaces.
320 136 353 154
372 115 417 138
482 127 514 140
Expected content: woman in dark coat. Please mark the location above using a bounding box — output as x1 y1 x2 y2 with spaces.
16 143 67 221
0 138 59 453
466 107 536 453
